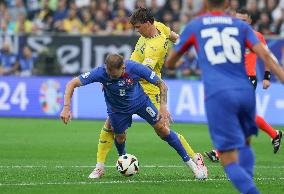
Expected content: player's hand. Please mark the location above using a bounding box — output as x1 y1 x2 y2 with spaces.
60 106 72 124
262 80 270 89
158 105 173 126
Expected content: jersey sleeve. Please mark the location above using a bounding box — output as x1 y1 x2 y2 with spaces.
129 60 160 84
79 67 103 85
255 31 268 51
155 21 171 39
244 23 261 50
255 31 267 45
173 20 198 55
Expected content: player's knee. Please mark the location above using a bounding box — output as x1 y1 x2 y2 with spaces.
219 149 238 167
104 117 111 129
115 133 126 144
153 122 169 138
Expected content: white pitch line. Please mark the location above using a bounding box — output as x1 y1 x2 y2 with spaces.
0 166 48 168
0 165 284 169
0 177 283 187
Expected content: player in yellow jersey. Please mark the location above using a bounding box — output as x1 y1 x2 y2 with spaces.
88 8 207 179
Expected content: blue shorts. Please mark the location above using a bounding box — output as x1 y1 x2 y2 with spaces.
108 96 159 134
205 89 258 152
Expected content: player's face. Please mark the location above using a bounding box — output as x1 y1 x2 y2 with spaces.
106 65 125 79
133 22 152 38
235 13 252 24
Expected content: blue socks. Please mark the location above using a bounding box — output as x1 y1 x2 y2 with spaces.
114 130 190 163
114 138 126 156
238 146 255 177
224 162 259 194
162 130 190 162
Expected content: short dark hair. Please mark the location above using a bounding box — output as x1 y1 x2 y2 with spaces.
105 54 124 70
130 8 154 25
236 8 251 18
207 0 225 7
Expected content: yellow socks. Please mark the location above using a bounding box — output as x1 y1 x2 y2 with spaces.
96 126 196 162
177 133 196 159
96 127 114 163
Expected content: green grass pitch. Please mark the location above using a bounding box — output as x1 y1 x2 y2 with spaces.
0 118 283 194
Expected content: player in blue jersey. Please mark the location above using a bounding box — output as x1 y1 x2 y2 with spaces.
166 0 284 193
60 53 207 179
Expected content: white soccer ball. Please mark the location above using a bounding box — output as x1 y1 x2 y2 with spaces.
116 154 139 176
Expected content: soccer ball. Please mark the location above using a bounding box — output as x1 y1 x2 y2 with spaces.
116 154 139 176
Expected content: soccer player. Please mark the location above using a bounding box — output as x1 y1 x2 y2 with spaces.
165 0 284 193
204 9 283 162
90 8 207 179
60 54 207 180
204 8 283 162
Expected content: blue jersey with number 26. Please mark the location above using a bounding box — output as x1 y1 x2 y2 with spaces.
174 12 260 98
79 60 159 113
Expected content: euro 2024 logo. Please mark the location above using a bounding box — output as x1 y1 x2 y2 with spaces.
40 80 63 115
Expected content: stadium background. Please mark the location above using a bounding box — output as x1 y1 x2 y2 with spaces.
0 0 284 194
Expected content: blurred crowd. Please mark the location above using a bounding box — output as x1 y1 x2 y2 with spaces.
0 0 284 78
0 0 284 35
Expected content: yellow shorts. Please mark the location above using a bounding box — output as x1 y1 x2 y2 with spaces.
148 94 160 110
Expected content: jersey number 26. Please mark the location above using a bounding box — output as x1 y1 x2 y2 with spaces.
201 27 241 65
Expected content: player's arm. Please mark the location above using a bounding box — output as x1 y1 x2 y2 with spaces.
132 61 168 105
257 33 272 89
63 77 82 107
166 49 184 69
169 31 179 43
260 41 280 89
61 77 82 124
61 68 102 124
262 49 271 89
258 33 272 72
153 78 173 124
166 24 194 69
245 25 284 83
156 21 177 42
154 79 167 106
131 62 167 101
132 62 171 124
262 45 272 89
252 44 284 83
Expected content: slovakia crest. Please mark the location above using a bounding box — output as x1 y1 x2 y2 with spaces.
126 78 134 86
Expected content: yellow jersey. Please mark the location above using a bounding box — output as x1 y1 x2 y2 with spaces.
130 21 171 95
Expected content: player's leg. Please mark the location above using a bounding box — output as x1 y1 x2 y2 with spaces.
177 133 206 171
205 89 259 193
238 138 255 177
248 76 283 153
114 132 127 156
109 112 132 156
154 122 207 179
89 118 114 179
255 115 282 153
97 118 114 163
136 98 207 179
150 94 200 164
220 150 259 194
237 102 260 178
